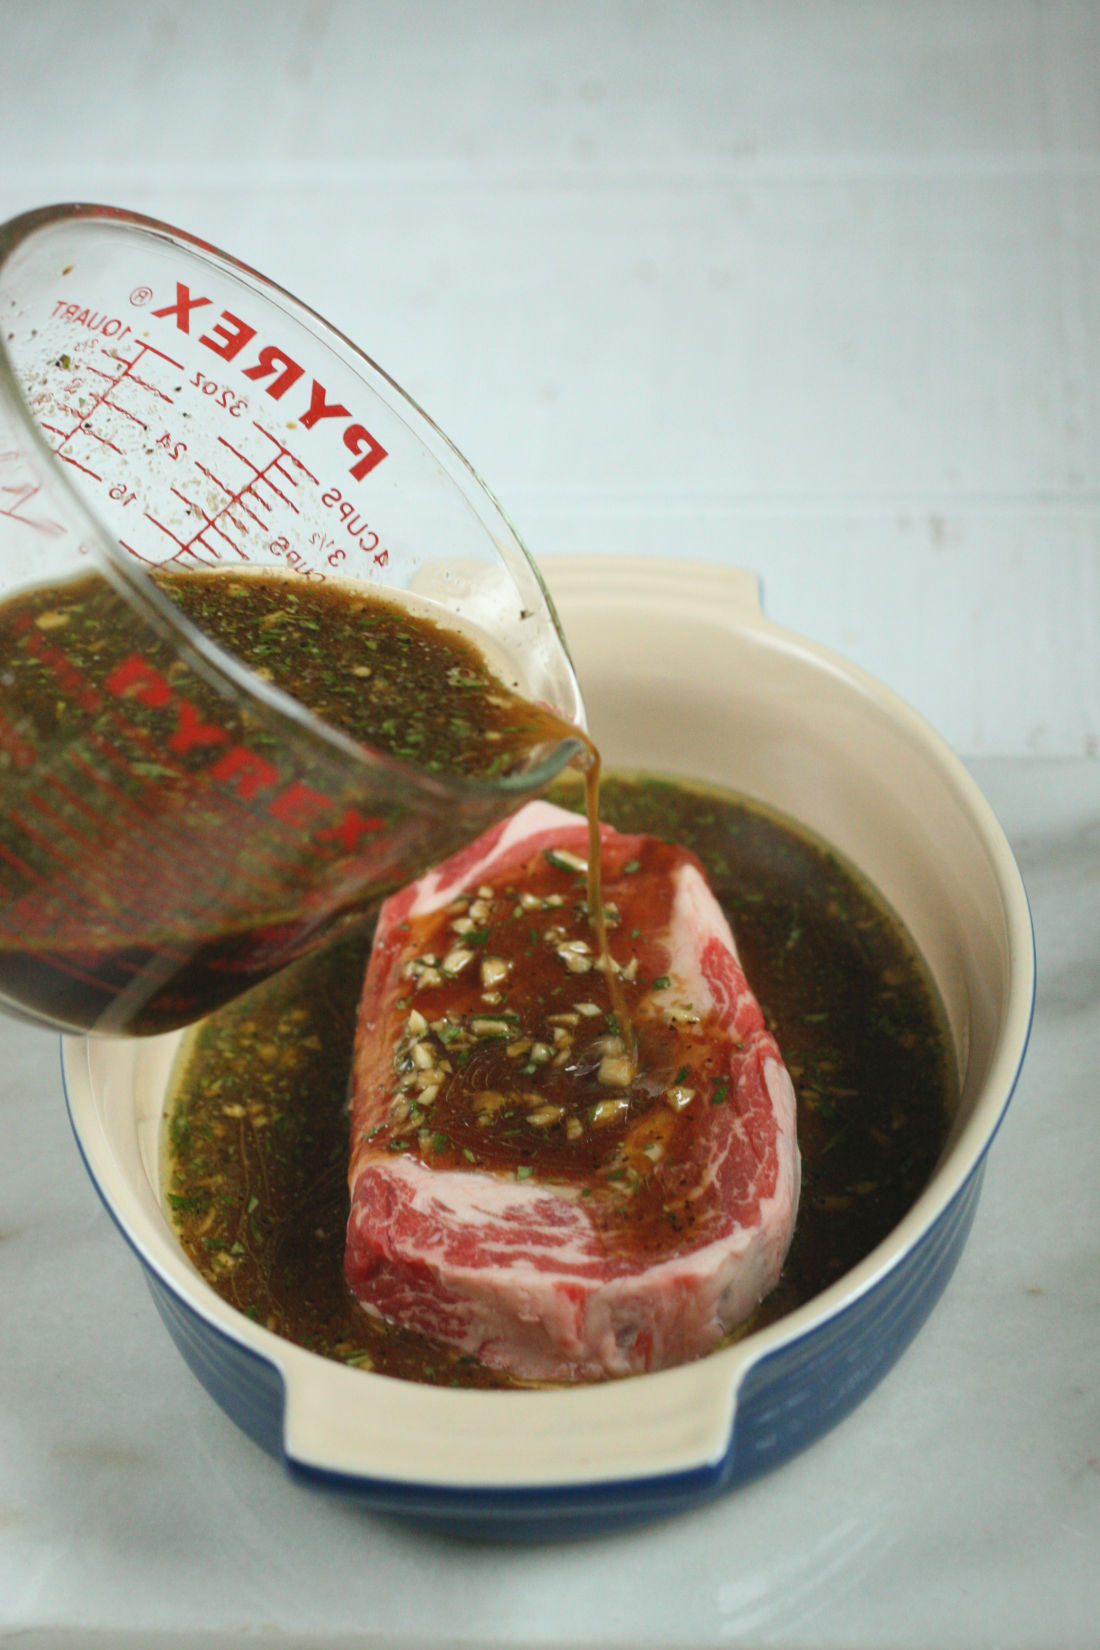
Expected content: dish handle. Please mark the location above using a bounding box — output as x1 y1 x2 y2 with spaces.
278 1342 754 1510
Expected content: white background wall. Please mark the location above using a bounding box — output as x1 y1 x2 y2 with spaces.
1 0 1097 757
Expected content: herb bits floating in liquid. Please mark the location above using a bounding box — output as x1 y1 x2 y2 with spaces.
163 771 956 1386
0 566 593 1036
160 571 621 1015
154 570 577 781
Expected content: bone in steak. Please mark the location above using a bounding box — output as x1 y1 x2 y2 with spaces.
344 800 800 1381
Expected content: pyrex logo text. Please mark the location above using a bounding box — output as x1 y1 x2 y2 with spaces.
104 652 386 851
150 282 388 483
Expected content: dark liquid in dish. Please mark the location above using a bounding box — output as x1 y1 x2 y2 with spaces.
163 770 956 1387
0 568 584 1034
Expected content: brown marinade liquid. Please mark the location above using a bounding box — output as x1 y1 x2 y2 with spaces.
164 769 956 1388
0 567 589 1033
571 733 633 1046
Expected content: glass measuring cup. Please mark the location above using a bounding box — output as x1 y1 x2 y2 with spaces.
0 203 586 1037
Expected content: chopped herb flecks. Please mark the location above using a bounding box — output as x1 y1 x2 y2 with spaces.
163 771 954 1388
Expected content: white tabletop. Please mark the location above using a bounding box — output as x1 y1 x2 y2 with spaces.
0 2 1098 1643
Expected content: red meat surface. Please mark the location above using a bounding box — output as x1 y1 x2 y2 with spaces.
344 800 800 1381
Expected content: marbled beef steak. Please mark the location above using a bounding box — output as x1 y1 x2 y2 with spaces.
345 802 800 1381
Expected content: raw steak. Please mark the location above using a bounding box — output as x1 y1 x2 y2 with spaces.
344 800 800 1381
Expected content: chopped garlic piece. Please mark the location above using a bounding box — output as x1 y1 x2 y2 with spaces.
526 1105 563 1128
598 1054 635 1087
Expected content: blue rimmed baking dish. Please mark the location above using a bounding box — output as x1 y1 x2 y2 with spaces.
61 557 1035 1539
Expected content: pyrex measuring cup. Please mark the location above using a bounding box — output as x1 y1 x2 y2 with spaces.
0 203 585 1037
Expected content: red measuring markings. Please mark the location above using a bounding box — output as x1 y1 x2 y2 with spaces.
0 723 351 978
6 602 387 864
0 460 67 541
39 338 182 484
0 736 210 937
139 421 319 570
0 579 398 1027
0 629 387 954
66 745 255 913
99 651 388 851
0 785 153 952
73 732 313 921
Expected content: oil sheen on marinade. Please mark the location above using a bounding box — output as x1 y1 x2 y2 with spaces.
0 567 595 1033
163 771 956 1388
